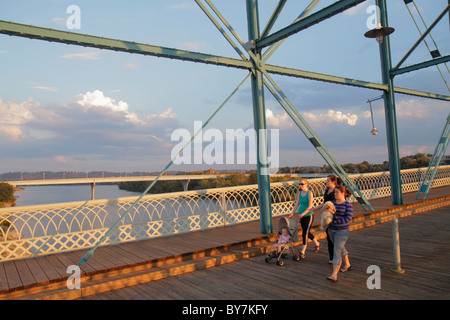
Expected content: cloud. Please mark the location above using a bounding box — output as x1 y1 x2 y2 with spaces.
33 86 57 92
396 99 429 118
61 50 101 60
0 91 183 171
266 108 293 128
170 3 196 10
399 145 430 157
124 63 138 69
76 90 144 125
179 42 208 51
54 155 68 163
146 107 177 121
52 17 65 25
303 109 359 126
344 2 369 16
0 98 36 141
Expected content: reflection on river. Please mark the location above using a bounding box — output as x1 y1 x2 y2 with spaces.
14 184 141 207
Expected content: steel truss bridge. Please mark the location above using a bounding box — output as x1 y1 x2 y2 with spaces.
1 1 449 266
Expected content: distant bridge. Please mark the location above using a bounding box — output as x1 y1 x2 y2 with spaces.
4 175 225 200
3 173 302 200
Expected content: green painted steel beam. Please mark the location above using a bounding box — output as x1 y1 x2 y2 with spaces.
0 20 252 70
1 19 449 103
378 0 402 205
247 0 273 235
260 0 287 39
262 0 321 63
194 0 248 61
391 55 450 76
393 4 450 71
257 0 366 49
264 64 450 101
262 72 374 211
201 0 259 63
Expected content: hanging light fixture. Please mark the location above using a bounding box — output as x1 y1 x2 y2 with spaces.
364 22 395 44
367 96 383 135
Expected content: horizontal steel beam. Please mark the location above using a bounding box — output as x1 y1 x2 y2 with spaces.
1 20 448 101
391 55 450 76
0 20 252 70
264 64 450 101
257 0 367 48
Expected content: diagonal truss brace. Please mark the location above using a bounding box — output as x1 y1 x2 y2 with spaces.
257 0 366 48
393 4 450 72
196 0 373 211
416 112 450 201
261 69 374 211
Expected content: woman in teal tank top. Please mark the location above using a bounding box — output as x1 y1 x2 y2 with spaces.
289 179 321 258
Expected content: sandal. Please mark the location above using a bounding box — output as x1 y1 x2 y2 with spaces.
314 243 321 253
341 265 352 273
326 276 337 283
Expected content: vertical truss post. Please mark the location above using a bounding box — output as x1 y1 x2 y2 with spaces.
378 0 403 205
247 0 273 234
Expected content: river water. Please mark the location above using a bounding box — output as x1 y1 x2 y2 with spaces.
14 184 141 207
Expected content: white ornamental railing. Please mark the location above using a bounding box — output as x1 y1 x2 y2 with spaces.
1 166 449 262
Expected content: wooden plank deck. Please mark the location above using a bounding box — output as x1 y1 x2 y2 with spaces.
1 186 449 299
82 205 450 300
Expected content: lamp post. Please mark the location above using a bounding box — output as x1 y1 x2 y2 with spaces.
365 0 403 206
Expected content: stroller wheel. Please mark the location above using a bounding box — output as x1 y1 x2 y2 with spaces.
265 257 272 263
276 260 284 266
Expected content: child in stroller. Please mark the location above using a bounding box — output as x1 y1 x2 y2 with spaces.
265 216 300 266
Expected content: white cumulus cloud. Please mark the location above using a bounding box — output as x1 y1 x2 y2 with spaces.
303 109 359 127
61 50 101 60
265 108 293 128
0 98 36 141
76 90 144 125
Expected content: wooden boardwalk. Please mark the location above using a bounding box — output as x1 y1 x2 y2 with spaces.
83 205 450 300
1 186 449 300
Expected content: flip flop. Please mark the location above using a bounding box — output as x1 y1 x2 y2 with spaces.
326 276 337 283
341 265 352 273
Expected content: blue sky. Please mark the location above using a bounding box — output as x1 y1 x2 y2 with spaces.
0 0 449 173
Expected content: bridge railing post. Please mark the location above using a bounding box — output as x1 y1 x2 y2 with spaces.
91 182 95 201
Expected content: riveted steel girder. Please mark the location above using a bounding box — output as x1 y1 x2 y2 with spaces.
257 0 367 48
1 19 449 102
0 20 252 70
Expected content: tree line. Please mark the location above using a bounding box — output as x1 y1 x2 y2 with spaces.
279 153 432 174
118 153 433 194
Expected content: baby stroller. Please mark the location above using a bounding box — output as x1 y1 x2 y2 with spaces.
265 216 300 266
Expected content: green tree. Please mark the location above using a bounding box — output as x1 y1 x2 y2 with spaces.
0 183 16 207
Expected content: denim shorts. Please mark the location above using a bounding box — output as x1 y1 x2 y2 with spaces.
327 229 350 265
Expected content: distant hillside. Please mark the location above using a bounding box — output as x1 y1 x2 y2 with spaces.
0 153 434 182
